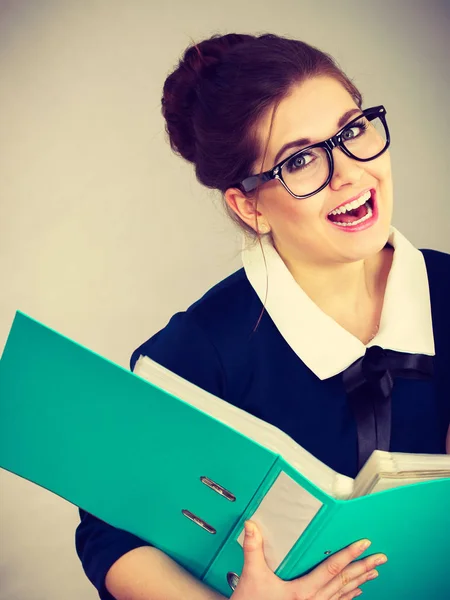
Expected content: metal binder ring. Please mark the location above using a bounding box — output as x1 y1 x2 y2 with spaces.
227 572 240 591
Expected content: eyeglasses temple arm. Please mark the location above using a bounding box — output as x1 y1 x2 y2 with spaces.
241 171 273 193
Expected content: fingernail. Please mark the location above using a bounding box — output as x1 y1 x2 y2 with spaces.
375 555 388 565
367 570 379 580
244 521 255 537
355 590 363 597
359 539 371 551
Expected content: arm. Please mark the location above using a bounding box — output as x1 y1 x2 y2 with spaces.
76 511 223 600
103 523 384 600
105 546 225 600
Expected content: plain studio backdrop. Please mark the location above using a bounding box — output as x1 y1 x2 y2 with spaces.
0 1 449 598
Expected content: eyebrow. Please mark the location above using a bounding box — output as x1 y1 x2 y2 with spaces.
271 108 362 167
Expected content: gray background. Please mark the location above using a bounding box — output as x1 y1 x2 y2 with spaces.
0 1 449 598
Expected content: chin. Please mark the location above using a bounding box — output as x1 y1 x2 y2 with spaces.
335 223 392 264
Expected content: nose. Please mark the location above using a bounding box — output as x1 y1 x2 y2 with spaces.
329 147 364 191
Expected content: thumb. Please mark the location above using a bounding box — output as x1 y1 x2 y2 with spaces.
241 520 270 578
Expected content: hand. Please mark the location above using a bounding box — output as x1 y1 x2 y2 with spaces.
231 521 387 600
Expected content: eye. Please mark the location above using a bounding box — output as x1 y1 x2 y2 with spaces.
286 151 315 172
342 120 367 141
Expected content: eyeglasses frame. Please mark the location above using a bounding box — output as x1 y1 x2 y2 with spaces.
239 105 390 200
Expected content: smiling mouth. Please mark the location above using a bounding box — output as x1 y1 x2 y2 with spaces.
327 190 374 227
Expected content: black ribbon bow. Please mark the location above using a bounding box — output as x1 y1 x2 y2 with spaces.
342 346 434 471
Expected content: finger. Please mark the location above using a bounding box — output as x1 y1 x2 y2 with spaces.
328 571 377 600
323 552 387 598
330 587 363 600
300 539 372 594
232 521 280 599
240 521 273 581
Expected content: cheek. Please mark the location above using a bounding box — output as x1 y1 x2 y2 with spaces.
267 196 322 229
368 152 392 183
261 184 326 224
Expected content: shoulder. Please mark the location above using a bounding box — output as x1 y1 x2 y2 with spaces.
420 247 450 271
129 268 262 397
186 267 261 334
420 249 450 356
420 248 450 297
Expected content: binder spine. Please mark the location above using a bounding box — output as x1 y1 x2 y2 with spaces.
275 501 342 580
201 454 283 585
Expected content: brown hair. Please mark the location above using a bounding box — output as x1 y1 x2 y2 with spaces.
161 33 362 233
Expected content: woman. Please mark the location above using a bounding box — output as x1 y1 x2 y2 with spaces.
76 33 450 600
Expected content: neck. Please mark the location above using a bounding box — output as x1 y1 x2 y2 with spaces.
277 245 391 321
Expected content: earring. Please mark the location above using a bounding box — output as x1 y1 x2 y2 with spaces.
258 223 271 235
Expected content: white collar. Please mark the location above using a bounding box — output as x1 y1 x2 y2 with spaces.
242 227 435 380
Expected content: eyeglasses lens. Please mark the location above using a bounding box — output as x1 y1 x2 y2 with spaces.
281 115 388 197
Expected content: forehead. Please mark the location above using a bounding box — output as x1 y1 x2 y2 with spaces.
255 76 359 169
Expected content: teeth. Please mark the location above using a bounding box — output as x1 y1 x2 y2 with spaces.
329 190 372 216
332 204 373 227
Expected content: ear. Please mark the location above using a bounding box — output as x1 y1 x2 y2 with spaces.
224 187 271 235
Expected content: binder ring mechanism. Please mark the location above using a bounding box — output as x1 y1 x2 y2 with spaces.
227 572 240 591
181 477 236 534
200 476 236 502
181 510 216 534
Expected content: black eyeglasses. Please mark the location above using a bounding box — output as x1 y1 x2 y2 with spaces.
239 105 390 199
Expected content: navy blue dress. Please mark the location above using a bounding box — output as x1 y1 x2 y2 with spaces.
75 248 450 600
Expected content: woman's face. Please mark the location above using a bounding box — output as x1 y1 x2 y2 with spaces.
241 76 393 266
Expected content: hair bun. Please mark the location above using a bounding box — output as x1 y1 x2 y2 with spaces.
162 34 253 163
